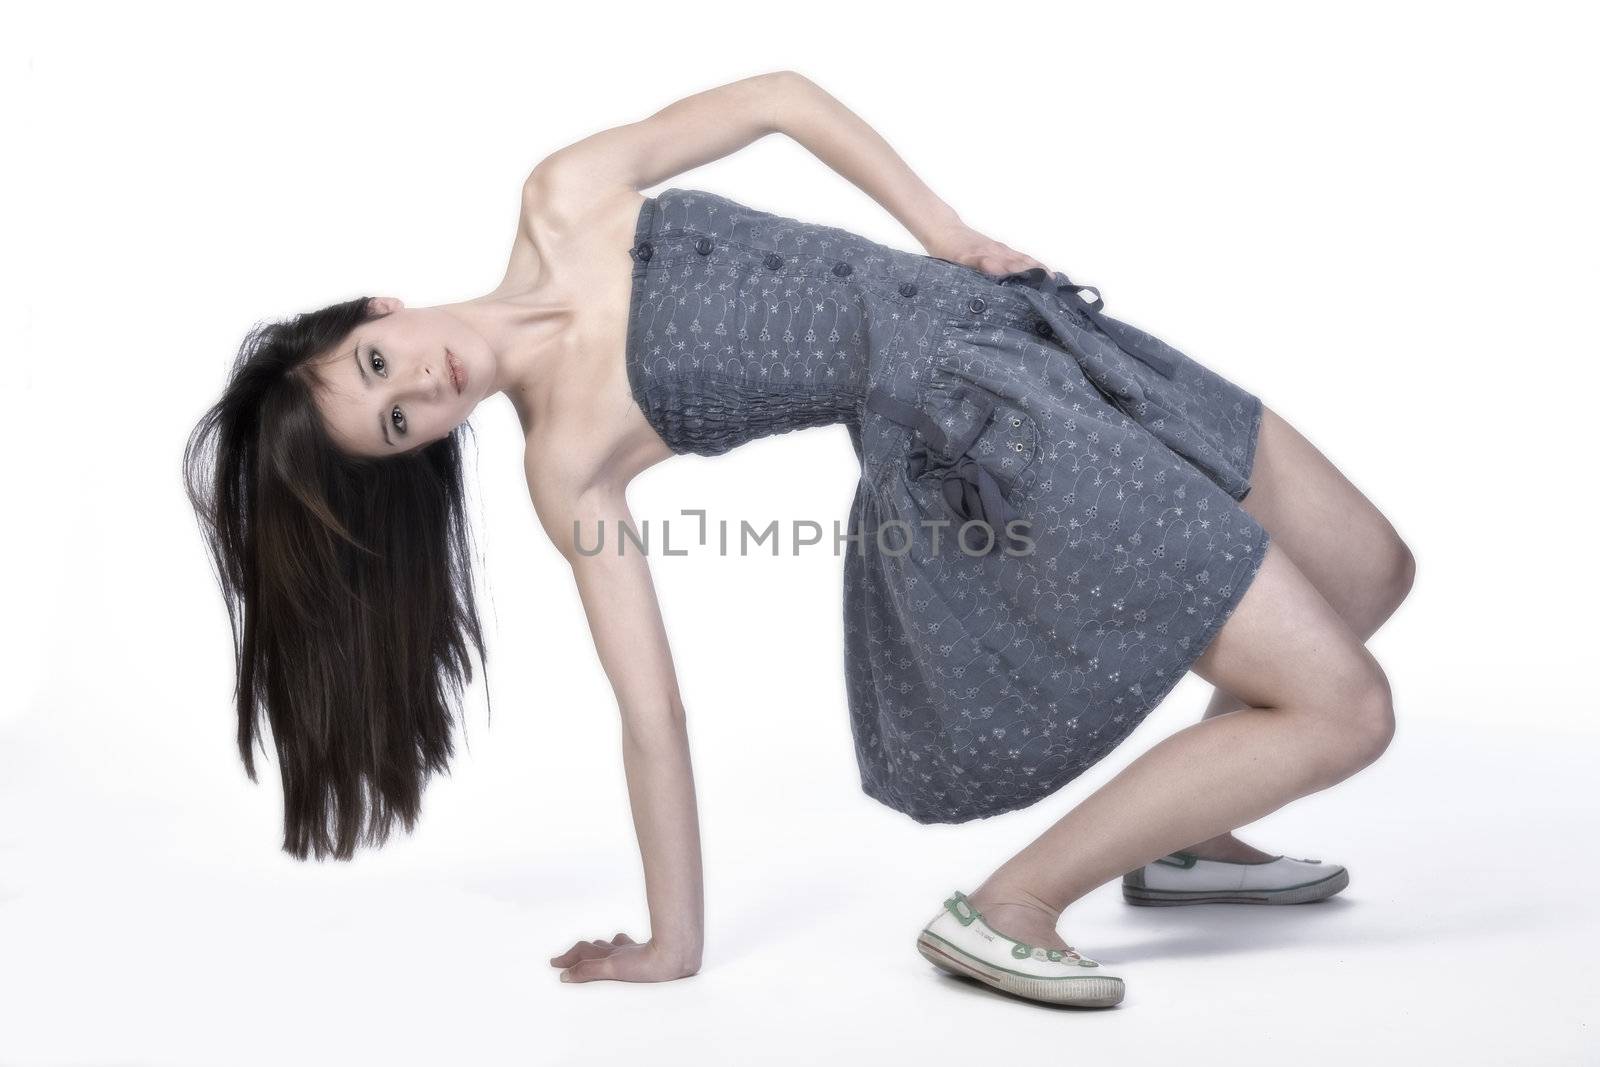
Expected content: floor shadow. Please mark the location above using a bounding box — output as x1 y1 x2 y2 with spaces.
920 968 1126 1013
1096 897 1544 963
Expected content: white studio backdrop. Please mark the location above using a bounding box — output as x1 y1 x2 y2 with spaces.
4 2 1597 1064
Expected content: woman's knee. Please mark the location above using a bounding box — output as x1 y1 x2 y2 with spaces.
1310 656 1396 781
1350 531 1415 623
1386 536 1417 612
1348 659 1397 766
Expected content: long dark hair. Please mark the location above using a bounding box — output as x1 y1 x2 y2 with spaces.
183 296 489 860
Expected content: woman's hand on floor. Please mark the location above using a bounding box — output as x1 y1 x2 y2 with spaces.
922 221 1050 277
550 933 702 984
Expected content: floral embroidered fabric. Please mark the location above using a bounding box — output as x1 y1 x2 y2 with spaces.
626 187 1270 823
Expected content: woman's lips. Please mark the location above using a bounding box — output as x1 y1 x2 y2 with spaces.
446 349 466 395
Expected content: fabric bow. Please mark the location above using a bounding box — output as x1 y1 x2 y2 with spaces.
995 267 1253 500
997 266 1179 380
906 447 1028 555
866 387 1031 556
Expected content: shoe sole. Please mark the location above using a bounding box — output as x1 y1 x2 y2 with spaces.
915 930 1125 1008
1122 867 1349 906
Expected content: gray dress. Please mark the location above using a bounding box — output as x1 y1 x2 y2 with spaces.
626 187 1270 824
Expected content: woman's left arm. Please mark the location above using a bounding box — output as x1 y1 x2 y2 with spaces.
761 73 1028 265
534 70 1048 275
765 75 1051 274
763 72 964 252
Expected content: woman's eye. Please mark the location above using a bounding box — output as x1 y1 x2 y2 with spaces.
390 406 406 433
370 350 387 375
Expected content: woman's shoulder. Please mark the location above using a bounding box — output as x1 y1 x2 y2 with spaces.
521 420 658 558
520 384 669 499
520 171 648 244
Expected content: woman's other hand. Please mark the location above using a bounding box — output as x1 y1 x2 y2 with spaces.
550 933 702 984
923 221 1051 277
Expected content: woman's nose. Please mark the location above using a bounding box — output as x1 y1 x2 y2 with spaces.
406 362 441 401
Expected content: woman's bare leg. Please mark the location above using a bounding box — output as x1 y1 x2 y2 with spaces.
962 443 1400 951
1183 406 1416 861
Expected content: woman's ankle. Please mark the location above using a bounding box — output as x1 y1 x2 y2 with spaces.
968 879 1070 927
1178 833 1277 863
962 894 1074 953
968 878 1062 915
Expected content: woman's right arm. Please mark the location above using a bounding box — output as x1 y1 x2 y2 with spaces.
531 471 705 984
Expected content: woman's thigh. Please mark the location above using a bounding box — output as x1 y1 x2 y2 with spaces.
1191 536 1387 739
1240 405 1414 628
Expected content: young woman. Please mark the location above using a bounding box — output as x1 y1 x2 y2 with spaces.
184 71 1414 1008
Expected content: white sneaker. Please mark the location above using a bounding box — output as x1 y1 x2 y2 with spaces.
915 890 1125 1007
1122 851 1349 906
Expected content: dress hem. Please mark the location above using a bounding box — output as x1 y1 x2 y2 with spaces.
857 517 1274 826
1236 391 1266 501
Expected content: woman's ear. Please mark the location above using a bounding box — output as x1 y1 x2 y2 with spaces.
368 296 405 315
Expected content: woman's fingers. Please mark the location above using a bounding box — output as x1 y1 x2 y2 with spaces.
558 941 595 964
548 932 639 967
549 940 613 967
558 940 690 984
982 245 1047 276
926 224 1052 279
562 954 616 983
1000 244 1047 273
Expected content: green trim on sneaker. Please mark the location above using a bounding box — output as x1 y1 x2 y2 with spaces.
1123 854 1349 907
920 930 1106 981
917 889 1127 1008
940 891 1099 966
944 892 979 926
1134 870 1344 895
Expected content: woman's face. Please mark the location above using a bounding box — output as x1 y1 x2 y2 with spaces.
310 297 493 457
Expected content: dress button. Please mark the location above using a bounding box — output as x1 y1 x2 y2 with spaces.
899 282 918 298
764 252 784 270
968 297 987 314
832 261 853 277
1033 319 1053 338
695 237 713 255
635 240 653 262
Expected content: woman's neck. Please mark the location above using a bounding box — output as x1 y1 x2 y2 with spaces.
432 281 580 407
